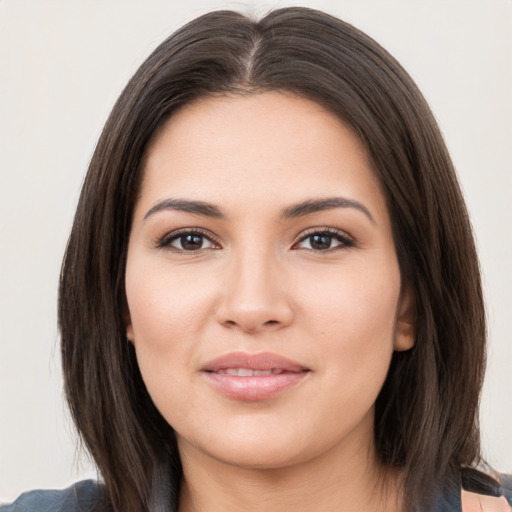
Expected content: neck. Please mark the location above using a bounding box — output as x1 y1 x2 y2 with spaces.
176 428 403 512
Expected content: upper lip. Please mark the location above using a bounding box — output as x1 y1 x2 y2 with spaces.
202 352 308 373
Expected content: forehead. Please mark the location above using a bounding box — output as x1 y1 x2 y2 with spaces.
138 92 387 221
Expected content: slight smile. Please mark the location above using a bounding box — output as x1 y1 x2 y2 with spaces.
201 352 311 401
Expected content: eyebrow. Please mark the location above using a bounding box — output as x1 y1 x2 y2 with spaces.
143 196 374 223
144 198 224 220
281 197 374 223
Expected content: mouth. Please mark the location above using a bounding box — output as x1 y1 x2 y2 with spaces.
201 352 310 401
215 368 288 376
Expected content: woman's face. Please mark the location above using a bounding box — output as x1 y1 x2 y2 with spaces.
125 92 414 470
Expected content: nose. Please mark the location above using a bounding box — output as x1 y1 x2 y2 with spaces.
215 248 294 334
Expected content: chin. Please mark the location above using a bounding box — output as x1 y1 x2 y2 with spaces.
177 418 350 473
177 424 316 470
207 444 311 471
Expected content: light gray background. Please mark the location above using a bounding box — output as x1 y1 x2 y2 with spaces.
1 0 511 502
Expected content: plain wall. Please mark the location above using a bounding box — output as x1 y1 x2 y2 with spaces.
1 0 511 502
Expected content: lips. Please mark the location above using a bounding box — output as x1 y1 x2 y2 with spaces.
201 352 310 401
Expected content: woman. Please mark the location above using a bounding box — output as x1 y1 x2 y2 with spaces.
2 7 510 512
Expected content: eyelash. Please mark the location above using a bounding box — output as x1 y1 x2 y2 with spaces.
293 227 355 252
155 227 356 253
155 228 220 252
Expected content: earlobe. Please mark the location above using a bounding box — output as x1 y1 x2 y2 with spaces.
125 313 135 343
394 285 416 352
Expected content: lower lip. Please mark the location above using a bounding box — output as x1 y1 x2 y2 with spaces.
202 371 309 401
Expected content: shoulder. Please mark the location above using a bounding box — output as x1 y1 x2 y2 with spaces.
0 480 112 512
462 490 511 512
461 471 512 512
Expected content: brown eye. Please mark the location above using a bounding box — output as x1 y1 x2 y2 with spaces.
309 234 335 250
159 230 218 251
176 234 206 250
295 229 354 251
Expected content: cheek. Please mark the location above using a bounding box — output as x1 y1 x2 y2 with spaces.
301 261 400 343
124 258 213 403
125 257 215 346
297 260 400 397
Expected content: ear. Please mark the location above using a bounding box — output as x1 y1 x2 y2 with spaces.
125 311 135 343
394 285 416 352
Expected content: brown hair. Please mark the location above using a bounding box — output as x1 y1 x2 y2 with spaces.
59 7 486 511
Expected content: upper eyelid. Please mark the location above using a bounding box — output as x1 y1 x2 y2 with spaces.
293 226 357 246
295 226 354 242
156 227 221 248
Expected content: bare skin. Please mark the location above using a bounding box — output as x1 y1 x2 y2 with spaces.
462 490 511 512
178 433 404 512
125 92 415 512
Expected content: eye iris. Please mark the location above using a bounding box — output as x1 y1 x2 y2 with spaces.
181 234 203 250
310 234 332 250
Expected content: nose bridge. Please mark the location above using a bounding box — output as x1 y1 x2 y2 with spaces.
217 239 293 332
235 244 277 302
